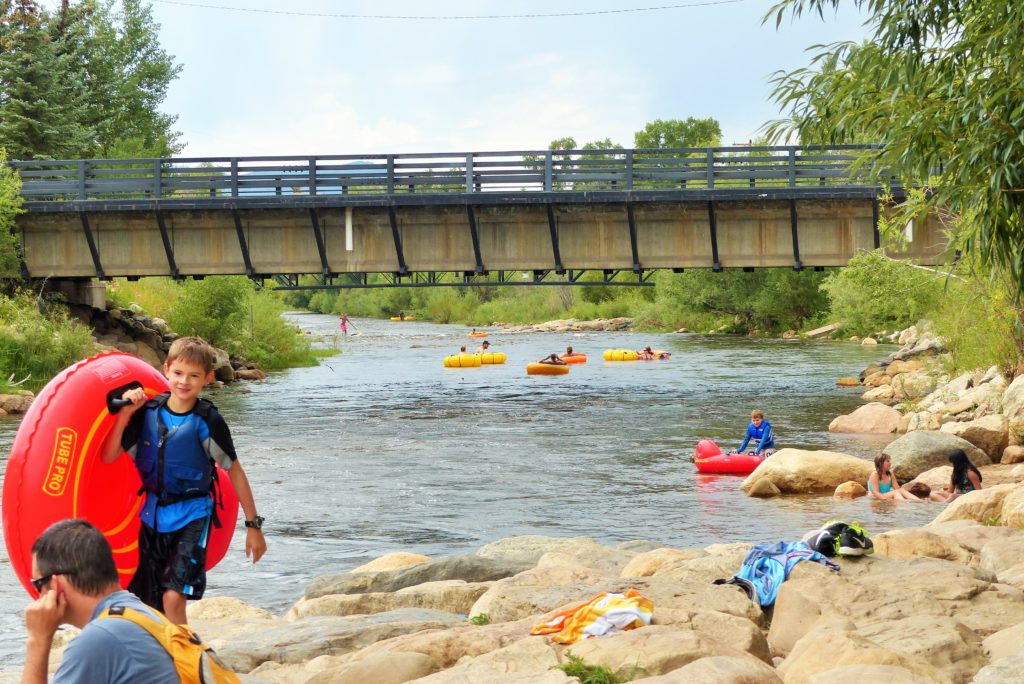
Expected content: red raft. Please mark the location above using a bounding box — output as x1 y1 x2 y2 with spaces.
692 439 765 475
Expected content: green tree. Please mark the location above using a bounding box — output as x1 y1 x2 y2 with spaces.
0 0 91 159
764 0 1024 310
633 117 721 149
63 0 182 157
0 148 25 278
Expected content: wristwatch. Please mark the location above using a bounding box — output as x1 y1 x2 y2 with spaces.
244 515 264 530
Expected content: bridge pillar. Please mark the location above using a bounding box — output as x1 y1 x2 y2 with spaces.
47 279 107 309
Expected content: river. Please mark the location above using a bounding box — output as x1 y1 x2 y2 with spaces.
0 313 939 669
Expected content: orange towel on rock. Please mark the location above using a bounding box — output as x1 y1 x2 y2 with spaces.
529 589 654 644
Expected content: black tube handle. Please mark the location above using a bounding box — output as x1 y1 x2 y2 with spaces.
106 381 144 414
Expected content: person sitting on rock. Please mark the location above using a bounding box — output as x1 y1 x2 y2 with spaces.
867 454 922 501
932 449 983 502
737 409 776 456
538 354 567 365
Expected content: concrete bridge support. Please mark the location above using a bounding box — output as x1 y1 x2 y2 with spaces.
45 279 106 309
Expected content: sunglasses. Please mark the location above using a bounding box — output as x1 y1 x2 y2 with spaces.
30 571 73 594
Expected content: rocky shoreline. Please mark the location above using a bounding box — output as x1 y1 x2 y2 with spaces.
9 498 1024 684
6 323 1024 682
497 317 636 334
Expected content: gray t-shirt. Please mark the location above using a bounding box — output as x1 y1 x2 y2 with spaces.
52 590 179 684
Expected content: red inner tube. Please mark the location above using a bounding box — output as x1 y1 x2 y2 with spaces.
2 352 238 597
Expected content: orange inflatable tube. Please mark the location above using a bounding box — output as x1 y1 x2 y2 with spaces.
2 352 238 597
560 353 587 364
527 362 569 375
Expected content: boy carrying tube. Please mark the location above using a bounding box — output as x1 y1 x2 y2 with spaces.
101 337 267 624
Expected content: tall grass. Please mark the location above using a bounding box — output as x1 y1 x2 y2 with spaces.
0 291 97 392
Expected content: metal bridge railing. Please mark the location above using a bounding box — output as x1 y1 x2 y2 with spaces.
10 145 885 203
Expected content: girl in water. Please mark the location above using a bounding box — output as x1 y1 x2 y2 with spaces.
867 454 922 501
933 449 983 502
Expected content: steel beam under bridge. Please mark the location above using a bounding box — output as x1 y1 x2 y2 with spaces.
9 146 951 286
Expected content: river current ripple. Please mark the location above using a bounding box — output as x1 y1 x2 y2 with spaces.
0 314 939 668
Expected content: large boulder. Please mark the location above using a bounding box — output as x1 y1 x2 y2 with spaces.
883 431 991 481
930 484 1020 527
351 552 432 574
777 625 953 684
399 635 570 684
620 548 706 578
287 580 493 621
305 555 533 600
890 371 937 401
973 653 1024 684
870 529 974 565
566 626 770 681
476 536 599 566
808 664 947 683
1001 375 1024 423
939 415 1009 459
829 402 902 433
215 609 467 672
630 656 782 683
304 650 439 684
0 390 34 415
739 449 874 495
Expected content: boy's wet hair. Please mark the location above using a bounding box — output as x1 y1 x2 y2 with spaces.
166 336 215 372
751 409 765 420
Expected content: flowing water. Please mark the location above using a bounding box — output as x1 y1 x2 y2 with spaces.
0 314 940 669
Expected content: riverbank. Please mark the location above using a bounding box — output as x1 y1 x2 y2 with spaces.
3 317 1015 681
0 300 270 415
7 482 1023 684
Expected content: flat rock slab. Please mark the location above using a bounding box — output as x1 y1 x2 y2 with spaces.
216 608 467 672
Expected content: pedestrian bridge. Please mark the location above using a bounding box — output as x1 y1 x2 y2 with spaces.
10 145 949 289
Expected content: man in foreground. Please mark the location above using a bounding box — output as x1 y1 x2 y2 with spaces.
21 519 179 684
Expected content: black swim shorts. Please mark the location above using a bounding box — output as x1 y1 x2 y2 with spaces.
129 516 210 610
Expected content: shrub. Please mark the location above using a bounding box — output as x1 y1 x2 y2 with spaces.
0 291 96 392
819 250 946 336
929 269 1023 378
558 651 631 684
107 277 317 370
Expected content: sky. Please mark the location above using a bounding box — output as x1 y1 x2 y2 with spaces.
85 0 872 157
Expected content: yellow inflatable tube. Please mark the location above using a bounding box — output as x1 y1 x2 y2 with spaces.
443 354 481 368
476 352 507 365
603 349 639 361
527 362 569 375
390 316 416 321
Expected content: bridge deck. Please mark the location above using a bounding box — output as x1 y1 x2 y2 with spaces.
9 146 949 285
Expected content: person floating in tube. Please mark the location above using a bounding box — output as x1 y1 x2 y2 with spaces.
736 408 776 456
537 353 567 365
476 340 491 354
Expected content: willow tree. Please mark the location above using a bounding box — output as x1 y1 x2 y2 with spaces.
764 1 1024 304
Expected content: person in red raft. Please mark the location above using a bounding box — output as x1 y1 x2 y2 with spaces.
736 409 776 456
101 336 267 625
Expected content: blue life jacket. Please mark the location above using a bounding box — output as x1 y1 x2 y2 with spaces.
136 393 215 506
